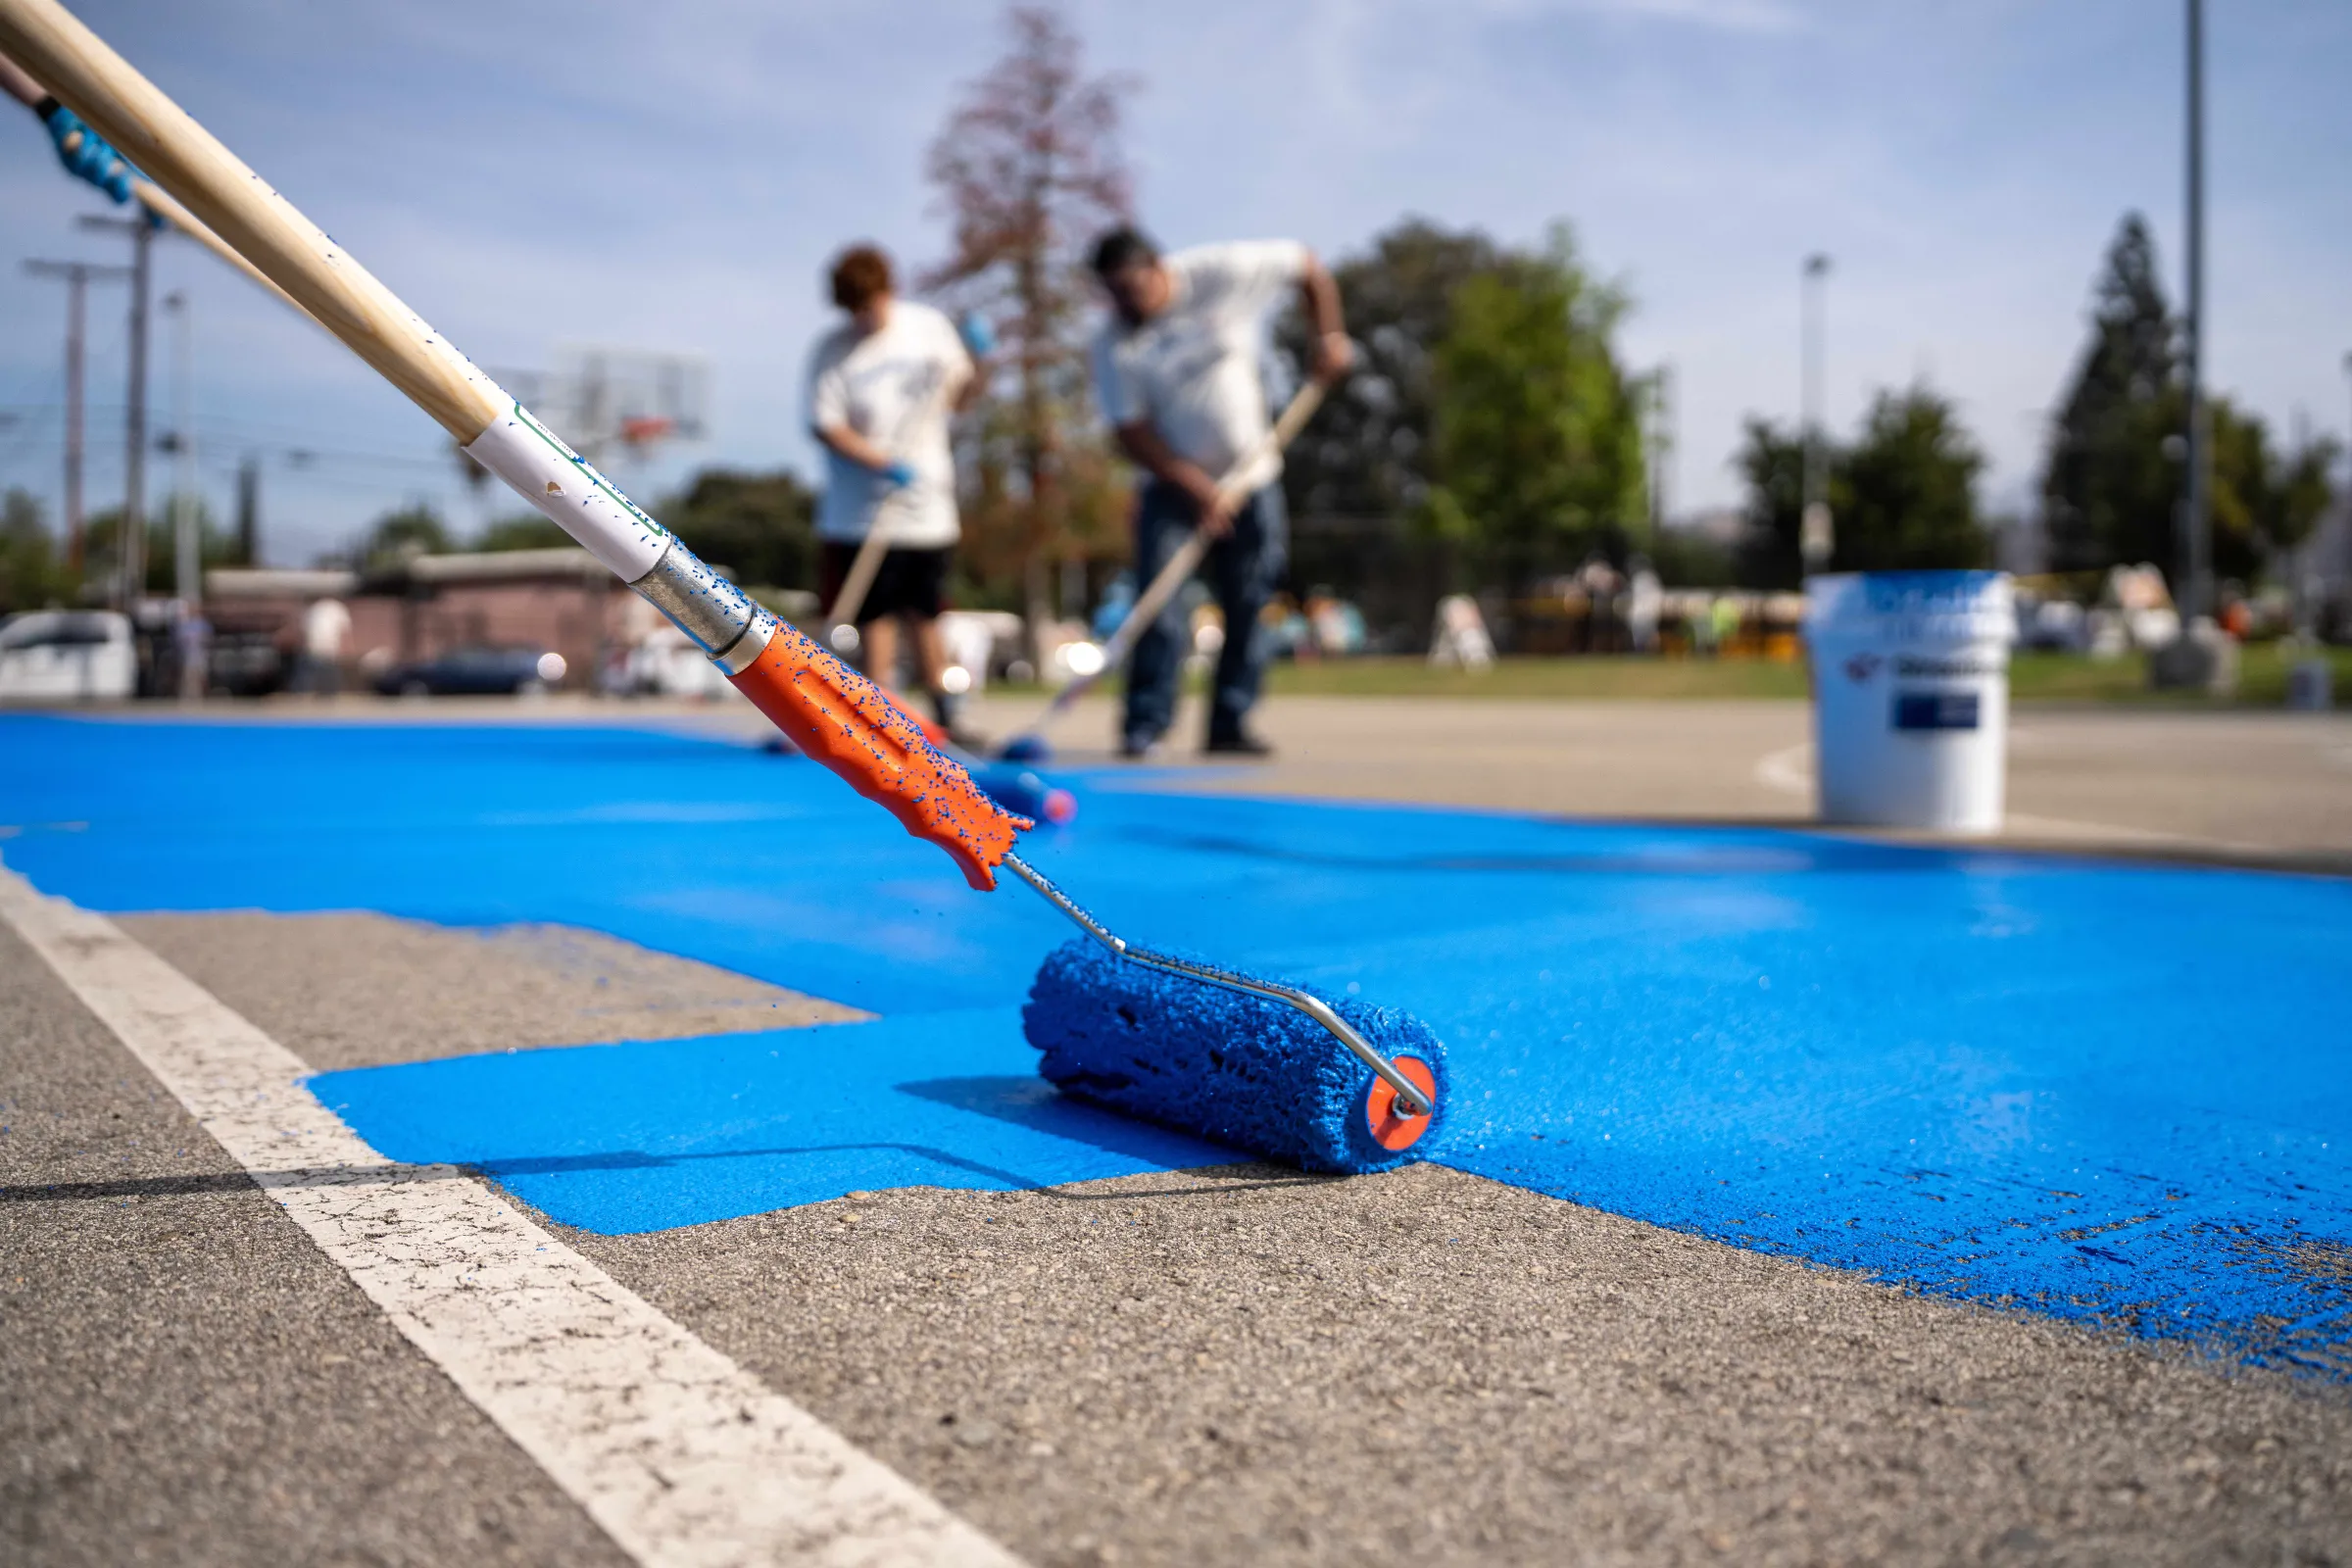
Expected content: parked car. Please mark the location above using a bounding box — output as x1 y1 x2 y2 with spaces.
373 646 566 697
0 610 137 703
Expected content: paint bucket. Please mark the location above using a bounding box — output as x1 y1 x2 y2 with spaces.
1804 570 2013 834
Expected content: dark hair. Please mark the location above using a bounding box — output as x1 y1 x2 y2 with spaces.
829 245 894 311
1089 225 1159 278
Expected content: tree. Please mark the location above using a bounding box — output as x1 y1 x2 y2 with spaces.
0 489 68 613
1733 417 1816 589
1423 225 1647 592
1836 387 1989 571
1737 386 1988 583
474 514 574 553
661 468 819 590
2041 214 2180 572
1277 219 1508 521
359 503 453 570
924 6 1135 645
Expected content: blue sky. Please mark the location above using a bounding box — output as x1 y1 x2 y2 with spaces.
1 0 2346 565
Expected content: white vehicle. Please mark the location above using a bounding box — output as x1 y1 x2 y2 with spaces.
0 611 137 703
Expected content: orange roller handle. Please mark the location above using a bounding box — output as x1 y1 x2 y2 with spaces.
729 623 1030 891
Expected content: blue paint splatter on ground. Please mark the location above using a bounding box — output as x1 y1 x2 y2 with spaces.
4 713 2347 1377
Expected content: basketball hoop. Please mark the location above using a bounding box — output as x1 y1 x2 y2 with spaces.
619 415 677 451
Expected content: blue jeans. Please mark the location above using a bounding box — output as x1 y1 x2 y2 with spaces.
1123 478 1287 748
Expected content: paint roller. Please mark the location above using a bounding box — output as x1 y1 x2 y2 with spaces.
0 0 1440 1171
995 379 1325 765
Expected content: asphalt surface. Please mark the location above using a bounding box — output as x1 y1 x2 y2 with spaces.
0 918 629 1568
9 906 2349 1566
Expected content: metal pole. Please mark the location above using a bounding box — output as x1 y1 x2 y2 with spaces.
24 259 131 582
166 291 197 604
1800 253 1833 574
2181 0 2211 623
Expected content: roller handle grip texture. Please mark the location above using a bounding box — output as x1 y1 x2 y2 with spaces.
730 622 1030 891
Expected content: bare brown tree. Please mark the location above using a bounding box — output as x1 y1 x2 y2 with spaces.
923 6 1134 657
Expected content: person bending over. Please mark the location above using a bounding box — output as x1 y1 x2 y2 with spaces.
1088 225 1351 759
805 244 989 743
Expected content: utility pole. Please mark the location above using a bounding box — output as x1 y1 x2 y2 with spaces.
235 454 262 564
2180 0 2211 624
164 290 198 605
23 258 130 577
1800 254 1834 575
79 212 158 610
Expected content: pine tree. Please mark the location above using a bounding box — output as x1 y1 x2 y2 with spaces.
2041 214 2180 573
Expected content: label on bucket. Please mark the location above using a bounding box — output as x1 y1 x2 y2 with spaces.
1892 690 1981 731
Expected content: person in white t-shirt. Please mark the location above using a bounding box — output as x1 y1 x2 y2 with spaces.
296 595 349 698
1088 226 1352 758
805 244 987 739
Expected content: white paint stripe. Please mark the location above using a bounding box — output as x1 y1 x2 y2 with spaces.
1753 741 1813 796
0 866 1021 1568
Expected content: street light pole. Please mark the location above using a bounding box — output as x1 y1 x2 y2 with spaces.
1800 253 1834 575
23 258 130 578
2180 0 2211 623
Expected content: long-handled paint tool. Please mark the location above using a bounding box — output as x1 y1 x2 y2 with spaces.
0 0 1440 1171
997 379 1325 764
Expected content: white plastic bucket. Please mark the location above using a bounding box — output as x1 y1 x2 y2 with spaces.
1804 570 2012 833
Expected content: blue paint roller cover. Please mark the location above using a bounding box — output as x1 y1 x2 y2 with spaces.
1023 937 1447 1173
998 734 1052 764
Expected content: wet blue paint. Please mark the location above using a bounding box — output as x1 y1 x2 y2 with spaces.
310 1009 1228 1233
4 713 2347 1377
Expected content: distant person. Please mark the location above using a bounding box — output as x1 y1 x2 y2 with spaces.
296 595 349 697
1089 225 1352 759
1627 556 1663 656
805 244 989 745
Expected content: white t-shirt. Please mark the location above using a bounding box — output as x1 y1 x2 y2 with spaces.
805 300 972 548
1090 239 1308 494
303 598 350 660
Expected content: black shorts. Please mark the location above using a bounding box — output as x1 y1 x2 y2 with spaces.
819 542 951 624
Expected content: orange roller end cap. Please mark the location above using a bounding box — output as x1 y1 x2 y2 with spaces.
1363 1056 1439 1152
728 624 1030 890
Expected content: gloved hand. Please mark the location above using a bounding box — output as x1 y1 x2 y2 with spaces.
882 460 917 489
42 104 132 203
956 310 996 359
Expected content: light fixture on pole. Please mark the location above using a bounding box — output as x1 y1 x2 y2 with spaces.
1800 253 1833 575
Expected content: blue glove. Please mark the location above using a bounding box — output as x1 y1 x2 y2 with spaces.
882 460 917 489
43 105 132 203
956 310 996 359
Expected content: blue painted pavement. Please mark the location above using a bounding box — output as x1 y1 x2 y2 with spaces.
3 714 2346 1376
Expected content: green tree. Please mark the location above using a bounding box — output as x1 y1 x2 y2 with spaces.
0 489 68 613
1733 418 1815 588
2041 214 2180 572
1277 218 1507 520
361 503 453 569
1836 387 1989 570
660 468 819 590
1424 224 1647 591
473 513 575 552
1737 386 1988 583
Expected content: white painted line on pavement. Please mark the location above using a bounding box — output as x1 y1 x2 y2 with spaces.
0 865 1021 1568
1753 741 1813 796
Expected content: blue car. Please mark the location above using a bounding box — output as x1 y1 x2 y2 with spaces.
374 646 567 697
